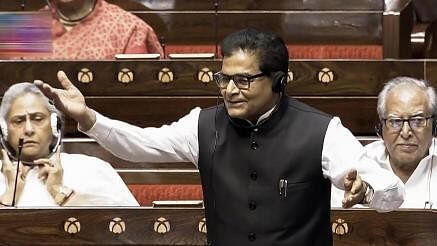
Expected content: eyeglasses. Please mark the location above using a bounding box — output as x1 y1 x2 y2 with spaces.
382 116 433 132
213 72 266 90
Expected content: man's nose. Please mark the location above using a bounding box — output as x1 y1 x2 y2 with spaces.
226 79 239 94
399 121 412 137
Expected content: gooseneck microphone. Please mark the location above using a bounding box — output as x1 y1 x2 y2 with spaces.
11 138 24 207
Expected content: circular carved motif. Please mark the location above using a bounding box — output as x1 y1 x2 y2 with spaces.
332 218 349 236
109 217 126 235
153 217 170 234
198 67 213 84
77 68 93 84
118 68 134 84
158 67 174 84
64 217 80 235
318 67 334 84
198 217 207 234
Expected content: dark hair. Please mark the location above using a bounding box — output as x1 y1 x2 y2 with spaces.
220 28 289 75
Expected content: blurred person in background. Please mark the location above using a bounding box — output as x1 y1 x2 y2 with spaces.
35 0 163 59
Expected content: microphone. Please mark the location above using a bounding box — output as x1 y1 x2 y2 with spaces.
11 138 24 207
159 36 166 59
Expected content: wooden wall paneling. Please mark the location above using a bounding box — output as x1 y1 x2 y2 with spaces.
63 137 379 185
59 96 378 136
298 97 378 135
134 12 216 45
383 0 414 58
62 138 196 170
135 11 384 46
0 0 45 11
425 59 437 84
221 11 382 45
106 0 385 11
218 0 384 10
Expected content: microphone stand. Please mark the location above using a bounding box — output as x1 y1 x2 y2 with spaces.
11 138 24 207
213 0 219 58
159 36 166 59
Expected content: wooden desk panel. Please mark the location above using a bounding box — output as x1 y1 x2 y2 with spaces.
0 59 433 136
0 60 425 96
0 208 434 245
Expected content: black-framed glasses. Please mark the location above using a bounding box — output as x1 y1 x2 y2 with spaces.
213 72 266 90
382 116 433 132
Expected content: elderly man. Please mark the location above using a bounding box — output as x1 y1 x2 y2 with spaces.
332 76 437 208
0 82 138 206
35 28 404 245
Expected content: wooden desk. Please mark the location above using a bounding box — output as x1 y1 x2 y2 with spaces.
0 208 435 245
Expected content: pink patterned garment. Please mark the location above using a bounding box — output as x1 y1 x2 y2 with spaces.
36 0 163 59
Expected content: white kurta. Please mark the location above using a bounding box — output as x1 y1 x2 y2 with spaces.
83 107 405 212
0 153 139 206
332 139 437 209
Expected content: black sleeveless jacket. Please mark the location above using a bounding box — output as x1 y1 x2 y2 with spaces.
198 96 333 246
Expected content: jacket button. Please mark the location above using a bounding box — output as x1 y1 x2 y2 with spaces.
249 201 257 210
251 142 258 150
248 232 256 241
250 171 257 180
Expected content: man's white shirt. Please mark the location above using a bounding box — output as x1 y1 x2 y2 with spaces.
332 139 437 209
84 108 405 211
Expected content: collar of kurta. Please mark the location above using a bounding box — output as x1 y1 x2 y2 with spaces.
227 94 288 131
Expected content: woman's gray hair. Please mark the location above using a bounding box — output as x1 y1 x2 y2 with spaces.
0 82 62 122
377 76 437 119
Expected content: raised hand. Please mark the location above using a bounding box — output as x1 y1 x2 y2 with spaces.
0 149 29 206
34 70 96 131
342 169 367 208
34 146 63 199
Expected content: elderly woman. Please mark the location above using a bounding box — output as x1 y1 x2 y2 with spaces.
0 82 138 206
